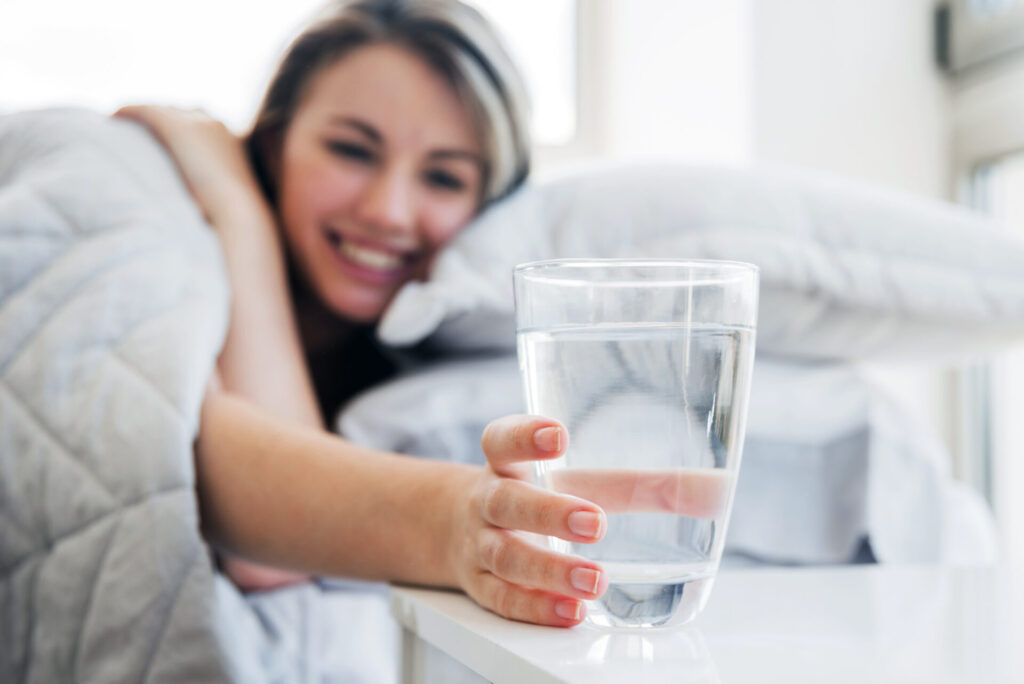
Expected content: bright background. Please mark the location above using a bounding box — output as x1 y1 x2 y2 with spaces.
0 0 577 145
4 0 1024 564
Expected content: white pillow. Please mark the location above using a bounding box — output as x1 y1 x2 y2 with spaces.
337 354 997 565
378 162 1024 360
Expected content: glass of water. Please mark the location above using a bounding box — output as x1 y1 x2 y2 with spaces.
514 259 758 628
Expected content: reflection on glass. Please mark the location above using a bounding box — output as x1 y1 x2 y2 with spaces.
575 626 720 683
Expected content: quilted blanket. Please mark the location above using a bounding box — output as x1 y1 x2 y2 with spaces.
0 109 400 684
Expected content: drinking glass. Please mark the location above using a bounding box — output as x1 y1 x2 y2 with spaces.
514 259 758 628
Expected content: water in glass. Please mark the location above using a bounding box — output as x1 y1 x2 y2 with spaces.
519 322 754 627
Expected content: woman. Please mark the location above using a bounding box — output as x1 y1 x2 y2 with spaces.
117 0 608 628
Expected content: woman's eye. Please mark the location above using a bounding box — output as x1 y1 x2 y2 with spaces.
424 169 466 191
326 141 375 162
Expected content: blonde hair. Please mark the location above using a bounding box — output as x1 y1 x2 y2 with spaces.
246 0 531 206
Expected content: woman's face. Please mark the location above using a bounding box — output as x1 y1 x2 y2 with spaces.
277 43 484 322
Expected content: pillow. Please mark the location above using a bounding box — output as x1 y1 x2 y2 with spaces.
337 354 997 565
377 162 1024 361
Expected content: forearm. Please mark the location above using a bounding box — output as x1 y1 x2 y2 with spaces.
212 186 321 429
195 386 470 586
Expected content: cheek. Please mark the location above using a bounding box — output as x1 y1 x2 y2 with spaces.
278 155 362 240
421 200 479 250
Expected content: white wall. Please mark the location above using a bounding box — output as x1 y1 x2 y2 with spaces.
0 0 326 130
751 0 960 467
751 0 951 199
582 0 959 459
595 0 753 163
579 0 951 195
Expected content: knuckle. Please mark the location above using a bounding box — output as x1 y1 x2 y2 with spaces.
490 537 516 578
534 496 561 529
493 585 517 618
521 492 558 535
466 483 484 514
528 551 558 590
468 483 491 523
511 421 532 452
477 532 498 570
481 480 508 523
463 580 488 614
480 421 497 452
476 537 492 570
540 555 563 588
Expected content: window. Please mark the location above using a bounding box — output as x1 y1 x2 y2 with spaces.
470 0 578 146
944 0 1024 72
964 151 1024 566
0 0 580 148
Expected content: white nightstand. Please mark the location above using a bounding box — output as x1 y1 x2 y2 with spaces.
391 565 1023 683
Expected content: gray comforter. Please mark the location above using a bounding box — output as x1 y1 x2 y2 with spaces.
0 109 397 684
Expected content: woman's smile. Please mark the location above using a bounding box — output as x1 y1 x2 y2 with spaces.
322 226 417 284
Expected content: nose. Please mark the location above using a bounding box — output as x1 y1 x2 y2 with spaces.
353 164 416 237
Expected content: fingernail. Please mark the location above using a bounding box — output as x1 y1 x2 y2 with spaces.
568 510 603 539
533 427 562 452
570 567 602 595
555 599 582 621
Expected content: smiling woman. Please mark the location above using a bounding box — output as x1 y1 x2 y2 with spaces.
273 44 484 323
104 0 618 632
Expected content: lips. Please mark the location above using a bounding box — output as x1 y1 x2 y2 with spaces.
323 227 416 284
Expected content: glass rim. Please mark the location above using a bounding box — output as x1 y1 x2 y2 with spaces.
514 258 759 286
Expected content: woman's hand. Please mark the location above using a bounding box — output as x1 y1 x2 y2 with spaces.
446 415 609 627
114 105 261 226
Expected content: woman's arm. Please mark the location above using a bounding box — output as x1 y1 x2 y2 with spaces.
196 387 609 626
113 107 610 621
202 183 322 427
116 105 322 588
115 106 321 428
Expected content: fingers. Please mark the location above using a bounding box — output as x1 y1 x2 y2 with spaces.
481 414 567 476
111 105 181 145
112 105 225 142
113 104 183 129
467 570 590 628
471 414 612 628
112 104 144 120
476 528 607 602
549 467 734 518
113 104 206 122
479 477 606 543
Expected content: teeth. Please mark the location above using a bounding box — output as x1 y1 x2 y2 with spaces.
338 239 404 271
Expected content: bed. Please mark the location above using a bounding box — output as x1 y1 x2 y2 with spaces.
3 108 1023 682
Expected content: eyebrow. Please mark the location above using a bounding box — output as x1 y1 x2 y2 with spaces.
428 149 484 166
327 115 483 166
329 116 381 144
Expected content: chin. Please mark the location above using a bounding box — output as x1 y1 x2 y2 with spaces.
323 290 391 325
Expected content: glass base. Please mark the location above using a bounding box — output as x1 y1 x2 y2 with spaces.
586 575 715 628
